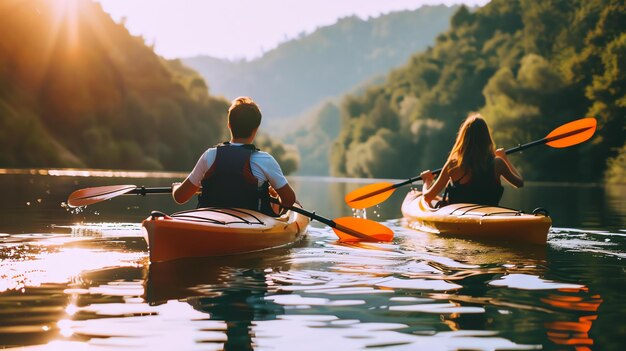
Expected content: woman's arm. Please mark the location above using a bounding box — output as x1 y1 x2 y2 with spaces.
495 148 524 188
420 160 451 203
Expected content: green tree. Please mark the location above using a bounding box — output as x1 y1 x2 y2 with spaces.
330 0 625 182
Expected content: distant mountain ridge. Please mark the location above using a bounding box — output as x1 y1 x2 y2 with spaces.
183 5 460 120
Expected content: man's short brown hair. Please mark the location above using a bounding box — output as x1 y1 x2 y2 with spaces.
228 96 262 138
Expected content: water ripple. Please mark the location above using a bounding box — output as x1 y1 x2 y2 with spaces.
0 218 621 350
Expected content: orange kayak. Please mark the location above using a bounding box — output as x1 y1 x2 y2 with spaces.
401 190 551 245
142 207 309 262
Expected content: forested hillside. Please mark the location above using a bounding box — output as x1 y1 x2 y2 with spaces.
283 101 342 175
331 0 625 182
0 0 296 173
183 5 459 120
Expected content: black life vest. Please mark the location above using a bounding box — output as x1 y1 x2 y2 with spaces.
198 142 275 215
443 158 504 206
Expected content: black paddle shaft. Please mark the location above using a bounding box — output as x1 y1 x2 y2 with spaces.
398 125 593 188
267 197 336 227
399 141 538 187
127 186 173 196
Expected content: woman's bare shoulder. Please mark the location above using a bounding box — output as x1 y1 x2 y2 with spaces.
445 159 458 171
446 159 466 182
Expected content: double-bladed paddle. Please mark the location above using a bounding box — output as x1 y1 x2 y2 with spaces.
67 185 393 242
345 117 598 209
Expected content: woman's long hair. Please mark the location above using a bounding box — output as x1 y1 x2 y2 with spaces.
447 113 496 177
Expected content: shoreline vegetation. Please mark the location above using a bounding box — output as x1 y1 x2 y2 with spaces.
329 0 625 184
0 168 623 187
1 0 624 184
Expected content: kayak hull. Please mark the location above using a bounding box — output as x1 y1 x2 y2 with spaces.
401 191 551 245
142 207 309 262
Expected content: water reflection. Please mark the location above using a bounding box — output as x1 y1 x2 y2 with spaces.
0 173 624 350
541 288 602 349
0 223 611 351
145 252 292 350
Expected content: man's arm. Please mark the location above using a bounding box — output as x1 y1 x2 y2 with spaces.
274 183 296 208
257 152 296 208
173 149 211 204
172 178 200 204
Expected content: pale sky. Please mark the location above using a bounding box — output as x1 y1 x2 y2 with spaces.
96 0 490 60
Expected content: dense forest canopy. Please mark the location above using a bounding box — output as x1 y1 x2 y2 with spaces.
1 0 622 182
183 5 459 120
331 0 625 182
0 0 296 173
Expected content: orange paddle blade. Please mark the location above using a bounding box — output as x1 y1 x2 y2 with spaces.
67 185 137 207
345 182 395 209
545 117 597 148
332 217 394 242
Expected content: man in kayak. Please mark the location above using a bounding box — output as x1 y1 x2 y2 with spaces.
420 113 523 206
171 96 296 215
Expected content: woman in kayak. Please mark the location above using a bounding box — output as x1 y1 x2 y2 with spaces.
420 113 523 206
171 96 296 216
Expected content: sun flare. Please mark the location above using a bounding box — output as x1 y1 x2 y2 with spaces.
50 0 82 52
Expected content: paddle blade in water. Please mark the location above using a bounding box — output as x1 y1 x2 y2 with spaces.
545 117 597 148
345 182 395 209
67 185 138 207
332 217 394 242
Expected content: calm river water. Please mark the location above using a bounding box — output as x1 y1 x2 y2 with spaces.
0 170 624 350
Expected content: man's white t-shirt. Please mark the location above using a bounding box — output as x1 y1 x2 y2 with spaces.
187 143 289 190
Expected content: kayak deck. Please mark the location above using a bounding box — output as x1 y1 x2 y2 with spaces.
142 207 309 262
401 190 551 245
